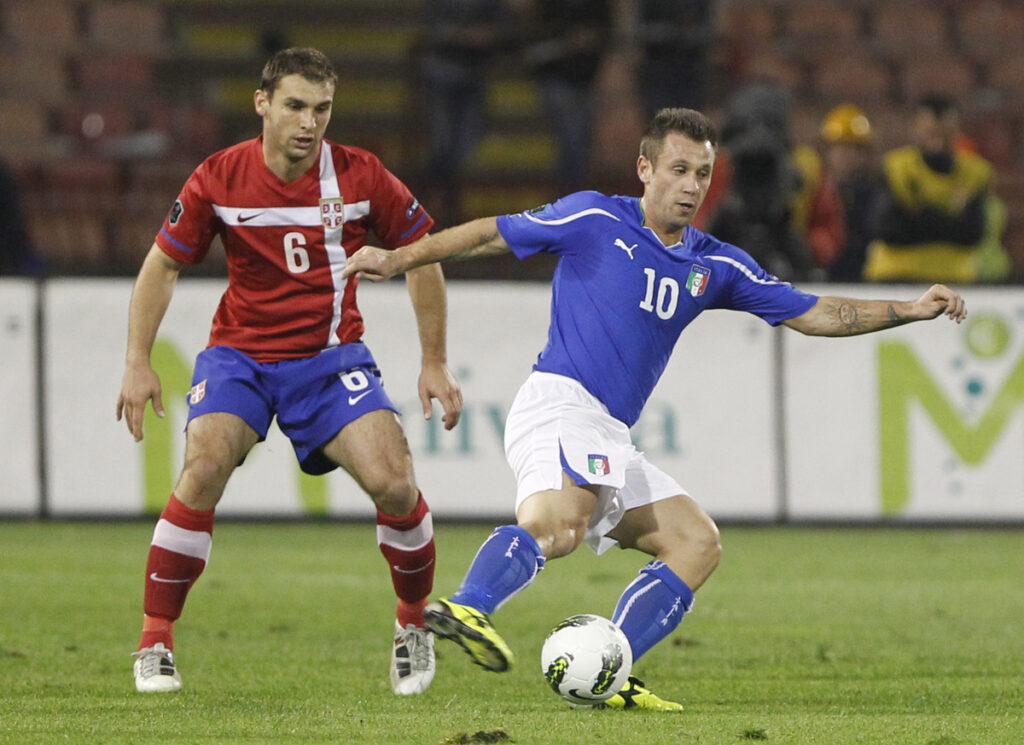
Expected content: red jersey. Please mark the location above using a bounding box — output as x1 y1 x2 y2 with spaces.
155 137 433 362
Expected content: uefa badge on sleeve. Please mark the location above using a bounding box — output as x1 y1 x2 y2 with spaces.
320 197 345 229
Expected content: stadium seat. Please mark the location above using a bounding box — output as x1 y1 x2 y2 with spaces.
808 47 893 106
75 55 155 97
0 98 49 140
0 98 52 167
986 52 1024 107
899 53 978 104
0 51 69 104
126 160 194 200
42 157 120 210
956 0 1024 63
782 0 863 51
466 133 557 177
715 1 781 43
86 1 168 55
176 22 261 60
1 0 79 52
29 211 110 269
869 2 951 61
58 101 137 142
286 25 417 66
734 47 807 92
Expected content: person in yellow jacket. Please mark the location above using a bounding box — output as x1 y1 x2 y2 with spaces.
864 94 994 283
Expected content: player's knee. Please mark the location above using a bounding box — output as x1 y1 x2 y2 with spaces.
365 472 418 517
675 516 722 578
694 519 722 573
521 517 588 560
178 451 234 500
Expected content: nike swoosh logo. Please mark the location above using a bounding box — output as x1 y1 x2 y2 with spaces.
391 558 435 575
149 573 191 584
237 212 264 223
348 390 372 406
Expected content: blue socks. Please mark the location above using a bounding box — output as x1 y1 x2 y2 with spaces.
450 525 546 615
612 560 694 661
449 528 693 662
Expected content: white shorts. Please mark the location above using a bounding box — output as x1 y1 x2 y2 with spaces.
504 372 687 555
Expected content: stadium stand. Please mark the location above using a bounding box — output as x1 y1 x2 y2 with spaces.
0 0 1020 279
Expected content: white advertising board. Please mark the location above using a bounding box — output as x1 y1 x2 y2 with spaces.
0 279 39 514
785 284 1024 521
32 279 1024 521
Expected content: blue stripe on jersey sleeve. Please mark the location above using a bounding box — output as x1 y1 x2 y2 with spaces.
398 212 428 241
158 226 194 254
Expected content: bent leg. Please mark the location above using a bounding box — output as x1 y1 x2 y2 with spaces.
322 410 433 624
451 472 598 614
140 412 258 650
423 473 596 672
606 494 722 660
322 409 418 515
608 493 722 591
174 412 261 511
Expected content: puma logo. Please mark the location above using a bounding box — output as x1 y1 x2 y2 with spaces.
614 238 637 260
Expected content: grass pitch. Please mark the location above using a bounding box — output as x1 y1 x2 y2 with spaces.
1 522 1021 745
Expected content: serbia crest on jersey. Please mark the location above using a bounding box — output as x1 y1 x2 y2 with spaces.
496 191 818 426
155 138 433 362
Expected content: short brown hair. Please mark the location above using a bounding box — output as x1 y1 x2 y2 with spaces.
260 47 337 96
640 108 718 164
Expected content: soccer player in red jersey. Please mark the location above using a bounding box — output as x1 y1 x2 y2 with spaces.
116 47 462 696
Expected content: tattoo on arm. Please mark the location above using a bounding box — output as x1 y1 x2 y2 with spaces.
826 299 908 336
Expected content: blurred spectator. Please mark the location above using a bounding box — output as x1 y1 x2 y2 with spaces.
955 133 1011 283
0 159 45 277
637 0 715 116
704 81 843 281
418 0 518 225
864 94 996 284
520 0 612 193
819 104 885 282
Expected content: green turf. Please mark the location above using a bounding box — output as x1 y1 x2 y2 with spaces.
1 522 1021 744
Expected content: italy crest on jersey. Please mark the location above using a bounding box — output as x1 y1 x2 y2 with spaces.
686 265 711 297
320 197 345 229
588 454 610 476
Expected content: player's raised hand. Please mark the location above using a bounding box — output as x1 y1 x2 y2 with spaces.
342 245 403 281
116 362 165 441
418 360 463 431
913 284 968 323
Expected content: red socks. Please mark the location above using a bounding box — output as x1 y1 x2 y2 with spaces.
376 493 435 628
138 494 214 650
138 492 433 647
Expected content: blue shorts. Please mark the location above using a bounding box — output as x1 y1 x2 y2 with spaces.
186 344 398 475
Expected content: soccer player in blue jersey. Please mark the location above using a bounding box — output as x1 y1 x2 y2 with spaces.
342 108 967 710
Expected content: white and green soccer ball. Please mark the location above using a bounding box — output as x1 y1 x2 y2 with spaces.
540 614 632 705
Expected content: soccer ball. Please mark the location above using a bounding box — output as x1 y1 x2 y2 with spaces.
540 614 632 705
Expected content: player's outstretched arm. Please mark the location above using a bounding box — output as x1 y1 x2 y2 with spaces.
342 217 509 281
116 244 185 441
783 284 968 337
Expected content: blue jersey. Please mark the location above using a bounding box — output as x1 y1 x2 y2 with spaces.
496 191 818 426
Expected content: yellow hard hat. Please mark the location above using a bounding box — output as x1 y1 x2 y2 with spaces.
821 104 872 144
